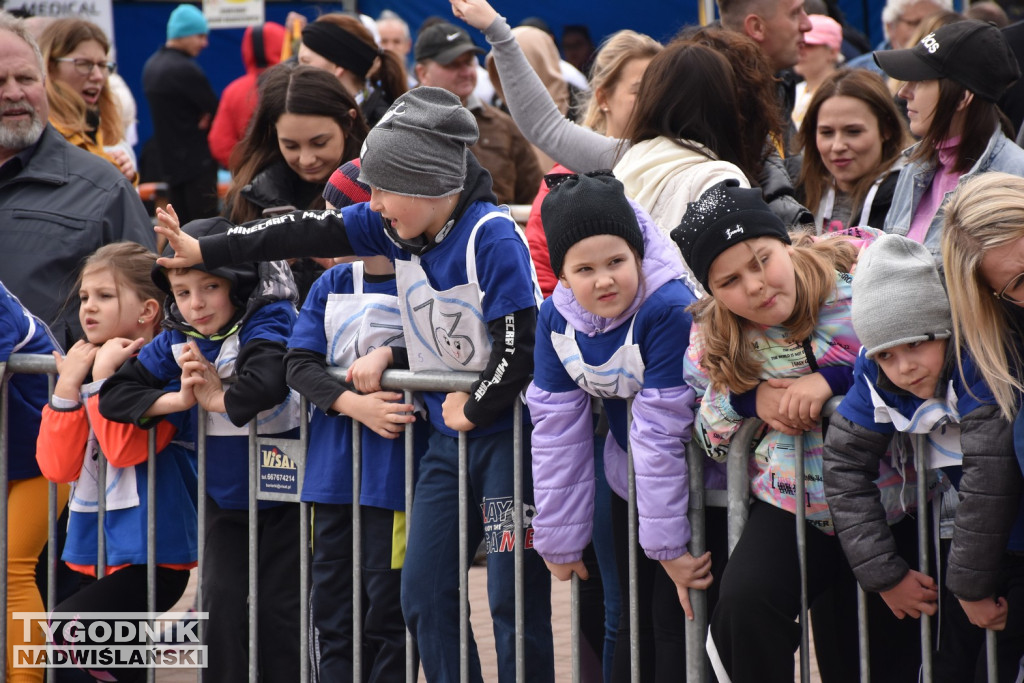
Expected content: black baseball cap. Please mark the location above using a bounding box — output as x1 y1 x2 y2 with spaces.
414 22 484 65
873 20 1020 102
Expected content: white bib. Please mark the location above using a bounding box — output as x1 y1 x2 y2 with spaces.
869 379 963 469
69 380 139 513
323 261 405 367
396 210 539 373
173 333 302 437
549 317 645 399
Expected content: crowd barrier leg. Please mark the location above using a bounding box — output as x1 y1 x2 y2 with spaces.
794 435 811 683
403 389 416 683
196 406 208 679
299 500 311 683
1 364 9 679
352 421 364 683
146 429 157 683
915 434 933 682
45 480 57 683
685 441 708 683
987 629 998 682
570 573 581 683
45 372 56 683
458 429 469 683
513 401 525 683
625 404 640 683
96 452 107 578
248 422 259 682
857 585 870 683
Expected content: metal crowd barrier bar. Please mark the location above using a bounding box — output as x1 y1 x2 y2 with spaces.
0 355 1009 683
245 391 310 683
403 387 416 683
685 438 708 683
625 402 640 683
45 371 58 683
719 399 1002 683
915 432 934 681
857 585 870 683
352 419 364 683
146 428 157 683
1 360 9 679
794 429 811 683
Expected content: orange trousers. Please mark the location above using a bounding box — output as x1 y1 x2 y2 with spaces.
6 476 68 683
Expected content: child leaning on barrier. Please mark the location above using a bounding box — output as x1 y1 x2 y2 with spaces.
527 171 726 681
823 233 1021 683
98 215 303 683
152 86 555 683
285 250 428 680
674 179 909 682
0 280 61 683
36 243 197 683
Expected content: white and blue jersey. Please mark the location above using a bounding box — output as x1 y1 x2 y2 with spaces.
0 280 58 480
136 300 299 510
288 263 425 509
341 201 538 437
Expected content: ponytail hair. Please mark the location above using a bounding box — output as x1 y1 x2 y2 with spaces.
309 14 408 102
79 242 165 332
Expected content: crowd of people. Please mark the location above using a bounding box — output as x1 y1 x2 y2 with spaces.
5 0 1024 681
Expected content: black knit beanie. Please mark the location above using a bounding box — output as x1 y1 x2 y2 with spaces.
541 171 644 277
671 179 790 291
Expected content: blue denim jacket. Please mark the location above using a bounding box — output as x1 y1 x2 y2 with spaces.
883 129 1024 258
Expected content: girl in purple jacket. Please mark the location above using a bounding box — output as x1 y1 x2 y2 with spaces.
527 171 723 682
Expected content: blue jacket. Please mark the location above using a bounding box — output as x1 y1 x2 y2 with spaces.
287 264 427 508
825 349 1020 599
0 282 57 480
884 129 1024 258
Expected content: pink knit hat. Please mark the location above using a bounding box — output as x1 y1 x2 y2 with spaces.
804 15 843 52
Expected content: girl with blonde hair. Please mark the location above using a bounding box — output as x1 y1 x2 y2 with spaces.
675 179 907 681
37 18 135 181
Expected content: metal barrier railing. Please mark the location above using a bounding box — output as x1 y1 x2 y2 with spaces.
0 354 1005 683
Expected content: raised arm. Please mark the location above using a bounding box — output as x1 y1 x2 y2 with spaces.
451 0 621 172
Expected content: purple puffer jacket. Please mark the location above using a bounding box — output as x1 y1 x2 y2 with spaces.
527 200 723 563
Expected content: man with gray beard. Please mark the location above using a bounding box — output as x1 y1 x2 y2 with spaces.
0 12 153 347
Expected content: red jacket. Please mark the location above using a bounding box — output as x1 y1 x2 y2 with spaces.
208 22 286 168
525 163 572 298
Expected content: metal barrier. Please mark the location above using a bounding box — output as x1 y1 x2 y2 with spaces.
0 354 1007 683
718 403 1001 683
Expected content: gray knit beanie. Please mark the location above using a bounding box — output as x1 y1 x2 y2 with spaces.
852 233 952 359
358 87 479 198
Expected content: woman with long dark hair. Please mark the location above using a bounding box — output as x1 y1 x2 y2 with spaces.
224 63 369 299
875 19 1024 255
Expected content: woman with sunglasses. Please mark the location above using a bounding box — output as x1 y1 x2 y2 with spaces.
38 18 136 182
874 20 1024 257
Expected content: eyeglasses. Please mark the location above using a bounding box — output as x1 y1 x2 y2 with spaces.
995 271 1024 304
55 58 116 76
